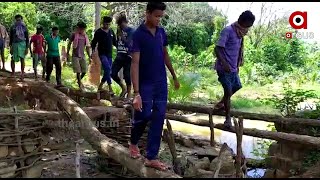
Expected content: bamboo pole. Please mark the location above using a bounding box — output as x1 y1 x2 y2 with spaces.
233 117 244 178
166 103 320 127
208 113 215 146
165 114 320 149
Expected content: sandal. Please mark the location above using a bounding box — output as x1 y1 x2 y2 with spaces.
144 159 168 171
214 102 224 110
129 144 141 159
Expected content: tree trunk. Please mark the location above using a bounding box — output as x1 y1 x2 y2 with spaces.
95 2 101 31
38 83 181 178
165 114 320 148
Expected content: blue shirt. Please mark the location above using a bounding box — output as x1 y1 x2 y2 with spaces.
214 26 242 73
130 24 168 84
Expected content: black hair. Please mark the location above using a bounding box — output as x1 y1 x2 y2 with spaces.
238 10 255 24
36 26 43 32
77 21 87 29
15 14 23 19
52 26 59 31
116 16 128 26
102 16 112 23
146 2 166 13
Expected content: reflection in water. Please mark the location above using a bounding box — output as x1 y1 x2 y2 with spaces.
247 168 266 178
216 130 262 159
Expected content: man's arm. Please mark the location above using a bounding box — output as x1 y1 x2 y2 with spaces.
131 52 140 94
161 28 177 80
164 47 177 80
91 30 98 52
130 32 141 94
86 46 91 63
29 37 33 55
25 29 29 47
9 26 14 47
66 34 74 58
112 30 117 47
214 28 230 71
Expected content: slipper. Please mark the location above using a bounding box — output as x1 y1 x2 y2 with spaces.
144 159 168 171
214 102 224 110
129 144 141 159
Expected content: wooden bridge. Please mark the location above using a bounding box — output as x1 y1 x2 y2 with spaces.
0 70 319 178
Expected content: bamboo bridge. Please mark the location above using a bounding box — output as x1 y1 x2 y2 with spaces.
0 70 319 178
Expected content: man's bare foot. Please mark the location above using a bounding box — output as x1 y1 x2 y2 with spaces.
214 101 224 110
79 82 85 91
120 89 127 98
144 159 168 171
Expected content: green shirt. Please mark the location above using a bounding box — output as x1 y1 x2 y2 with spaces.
45 34 60 57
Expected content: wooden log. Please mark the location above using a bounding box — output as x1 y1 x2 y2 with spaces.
208 113 215 146
167 103 320 127
165 114 320 149
233 117 244 178
37 82 181 178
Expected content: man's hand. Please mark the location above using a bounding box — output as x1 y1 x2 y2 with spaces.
173 78 180 90
222 62 231 73
133 94 142 112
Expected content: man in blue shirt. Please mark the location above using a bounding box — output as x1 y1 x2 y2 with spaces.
129 2 180 171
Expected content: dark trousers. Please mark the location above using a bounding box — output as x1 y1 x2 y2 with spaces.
111 53 132 85
46 56 62 85
99 55 113 85
130 82 168 160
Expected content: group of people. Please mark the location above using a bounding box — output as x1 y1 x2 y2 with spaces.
0 2 256 171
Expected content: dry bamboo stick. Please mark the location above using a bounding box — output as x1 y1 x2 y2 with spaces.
233 117 244 178
208 113 215 146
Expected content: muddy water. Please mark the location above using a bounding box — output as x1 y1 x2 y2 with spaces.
168 114 273 159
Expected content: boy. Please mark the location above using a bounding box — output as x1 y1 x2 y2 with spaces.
45 26 63 87
111 15 134 98
0 22 8 70
9 14 29 80
29 26 46 80
91 16 117 94
129 2 180 171
67 22 91 91
214 10 255 128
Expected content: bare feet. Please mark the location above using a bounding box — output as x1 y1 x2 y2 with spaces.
144 159 168 171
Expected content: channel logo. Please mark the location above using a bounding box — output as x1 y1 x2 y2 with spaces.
288 11 307 29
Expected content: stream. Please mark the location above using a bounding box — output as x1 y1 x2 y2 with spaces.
169 114 273 178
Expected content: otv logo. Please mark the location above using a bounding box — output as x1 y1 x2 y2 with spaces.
288 11 307 29
286 11 313 39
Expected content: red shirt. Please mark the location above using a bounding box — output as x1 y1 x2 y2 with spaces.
30 34 45 54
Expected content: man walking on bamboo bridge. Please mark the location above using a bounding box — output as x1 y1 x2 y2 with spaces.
129 2 180 171
214 10 255 128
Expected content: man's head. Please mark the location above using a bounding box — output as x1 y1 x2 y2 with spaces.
145 2 166 27
76 22 87 34
52 26 59 36
15 14 23 23
102 16 112 29
117 16 128 30
238 10 255 29
36 26 43 35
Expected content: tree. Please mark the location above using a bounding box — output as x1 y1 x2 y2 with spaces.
0 2 37 32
